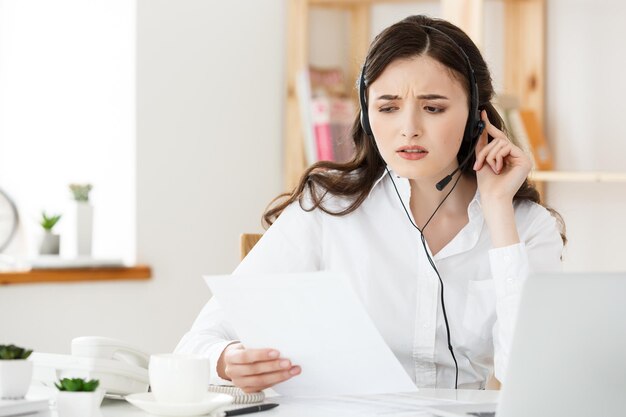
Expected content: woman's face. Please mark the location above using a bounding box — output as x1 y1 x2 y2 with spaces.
367 55 469 182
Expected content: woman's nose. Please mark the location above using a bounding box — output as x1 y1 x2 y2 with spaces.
401 109 422 138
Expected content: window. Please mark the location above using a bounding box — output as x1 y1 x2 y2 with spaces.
0 0 135 262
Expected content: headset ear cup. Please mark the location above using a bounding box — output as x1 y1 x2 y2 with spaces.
360 111 367 136
468 120 486 148
476 120 485 137
360 107 374 138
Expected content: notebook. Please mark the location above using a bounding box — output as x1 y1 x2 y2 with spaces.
0 397 49 417
207 386 264 404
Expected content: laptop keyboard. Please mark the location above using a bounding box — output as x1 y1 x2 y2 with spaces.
468 413 496 417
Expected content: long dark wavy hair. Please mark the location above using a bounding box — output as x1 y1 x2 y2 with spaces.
264 15 566 244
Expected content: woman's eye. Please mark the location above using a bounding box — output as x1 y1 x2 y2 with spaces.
379 107 397 113
425 106 444 113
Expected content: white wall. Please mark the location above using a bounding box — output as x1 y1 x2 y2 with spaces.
1 0 624 356
0 0 285 354
134 0 285 350
545 0 626 271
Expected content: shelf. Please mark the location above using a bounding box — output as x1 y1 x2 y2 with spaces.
530 171 626 183
308 0 418 5
0 265 152 285
285 0 545 190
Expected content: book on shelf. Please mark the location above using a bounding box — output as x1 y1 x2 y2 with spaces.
308 66 346 97
311 96 334 161
296 66 356 165
506 107 536 168
295 70 317 165
494 94 553 171
328 97 356 163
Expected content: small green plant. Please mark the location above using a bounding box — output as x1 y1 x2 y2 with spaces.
40 212 62 232
54 378 100 392
0 344 32 360
69 184 93 202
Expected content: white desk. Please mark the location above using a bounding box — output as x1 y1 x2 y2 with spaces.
96 389 499 417
21 385 497 417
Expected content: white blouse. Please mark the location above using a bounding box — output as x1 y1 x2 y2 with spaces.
175 168 563 389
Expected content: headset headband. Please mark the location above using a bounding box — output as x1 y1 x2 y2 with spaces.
359 24 482 143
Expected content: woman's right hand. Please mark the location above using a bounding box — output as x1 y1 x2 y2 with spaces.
217 343 301 393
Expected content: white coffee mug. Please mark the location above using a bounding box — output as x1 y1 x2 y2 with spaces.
149 354 210 403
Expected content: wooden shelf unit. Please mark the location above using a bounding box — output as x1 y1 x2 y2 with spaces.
284 0 547 190
530 171 626 183
0 265 152 285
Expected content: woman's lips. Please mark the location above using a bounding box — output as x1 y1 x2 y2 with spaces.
397 147 428 160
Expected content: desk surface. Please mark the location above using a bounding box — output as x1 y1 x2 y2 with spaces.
87 389 499 417
21 385 498 417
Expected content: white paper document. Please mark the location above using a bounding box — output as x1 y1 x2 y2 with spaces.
204 271 417 397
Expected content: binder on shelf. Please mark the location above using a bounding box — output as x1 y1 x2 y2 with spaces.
519 109 554 171
493 93 553 171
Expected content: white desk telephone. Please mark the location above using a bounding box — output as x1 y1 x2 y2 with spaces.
30 337 150 396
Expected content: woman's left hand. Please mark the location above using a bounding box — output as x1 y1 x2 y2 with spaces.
473 110 532 202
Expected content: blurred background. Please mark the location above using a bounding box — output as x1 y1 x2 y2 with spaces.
0 0 624 357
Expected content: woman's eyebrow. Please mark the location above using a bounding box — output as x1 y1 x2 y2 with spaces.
375 94 449 101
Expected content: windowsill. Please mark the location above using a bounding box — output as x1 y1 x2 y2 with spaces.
0 265 152 285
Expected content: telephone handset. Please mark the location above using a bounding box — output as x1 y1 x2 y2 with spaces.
30 336 150 396
71 336 150 369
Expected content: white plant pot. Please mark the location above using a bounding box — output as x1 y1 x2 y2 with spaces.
74 202 93 256
56 389 104 417
0 360 33 399
39 232 60 255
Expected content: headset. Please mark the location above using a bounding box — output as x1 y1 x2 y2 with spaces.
358 24 486 389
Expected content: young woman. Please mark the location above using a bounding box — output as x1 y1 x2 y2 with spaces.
176 15 565 393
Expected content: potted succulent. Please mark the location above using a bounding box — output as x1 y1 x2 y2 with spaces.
55 378 103 417
0 344 33 399
68 183 93 256
39 212 62 255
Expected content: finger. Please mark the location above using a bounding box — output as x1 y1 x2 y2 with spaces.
237 366 301 393
486 141 510 173
492 139 527 167
226 348 280 365
226 358 292 378
481 109 507 140
496 151 504 173
493 148 509 173
475 137 506 171
475 110 510 171
225 342 244 352
474 111 490 159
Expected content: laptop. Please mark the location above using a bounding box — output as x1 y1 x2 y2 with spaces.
429 272 626 417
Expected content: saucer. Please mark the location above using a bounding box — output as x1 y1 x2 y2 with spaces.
125 392 233 416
